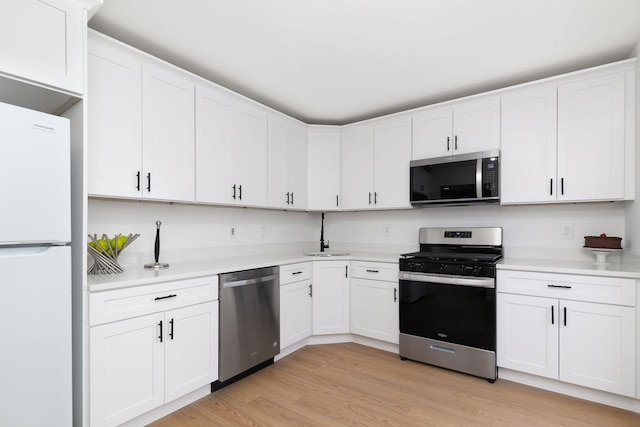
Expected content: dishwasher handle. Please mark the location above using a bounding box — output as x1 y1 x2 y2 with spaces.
222 274 278 288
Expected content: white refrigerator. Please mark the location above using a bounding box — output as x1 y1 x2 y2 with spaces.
0 101 72 426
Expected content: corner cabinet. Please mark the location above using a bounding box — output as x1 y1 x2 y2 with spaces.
87 32 196 203
496 269 636 398
89 276 219 427
341 116 411 210
350 261 399 344
312 260 350 335
307 127 342 210
412 96 500 159
0 0 89 94
267 115 308 209
500 61 635 204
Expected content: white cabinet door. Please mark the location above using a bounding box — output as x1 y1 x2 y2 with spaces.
500 86 557 204
497 293 559 379
231 101 268 206
452 97 500 154
142 64 195 202
312 261 350 335
195 83 235 204
87 33 143 199
559 300 636 397
280 279 313 348
0 0 84 94
557 73 626 202
350 278 399 344
308 128 341 210
90 313 165 427
287 123 308 209
341 125 374 210
412 106 453 159
373 117 412 209
164 301 218 402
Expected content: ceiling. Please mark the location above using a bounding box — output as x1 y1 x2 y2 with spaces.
88 0 640 125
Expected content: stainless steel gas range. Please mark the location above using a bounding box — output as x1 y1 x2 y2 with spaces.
399 227 503 382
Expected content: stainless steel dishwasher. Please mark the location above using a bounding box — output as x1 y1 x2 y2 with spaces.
217 266 280 384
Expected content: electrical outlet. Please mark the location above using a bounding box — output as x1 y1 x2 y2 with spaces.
560 223 573 240
229 226 237 239
383 224 390 237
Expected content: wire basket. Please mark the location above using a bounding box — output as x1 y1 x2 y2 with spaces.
87 233 140 274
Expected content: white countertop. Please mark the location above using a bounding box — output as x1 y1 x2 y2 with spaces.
498 256 640 279
87 250 401 292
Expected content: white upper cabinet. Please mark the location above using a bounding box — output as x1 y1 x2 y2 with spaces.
141 63 195 202
88 32 195 203
501 63 633 205
341 117 411 210
556 72 626 202
307 127 342 210
268 115 308 209
501 85 557 203
88 32 143 199
0 0 88 94
412 96 499 159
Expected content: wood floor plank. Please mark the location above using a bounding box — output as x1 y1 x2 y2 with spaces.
149 343 640 427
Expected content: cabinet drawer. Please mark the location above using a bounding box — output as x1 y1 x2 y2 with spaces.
350 261 398 282
497 270 636 306
280 262 312 284
90 275 218 326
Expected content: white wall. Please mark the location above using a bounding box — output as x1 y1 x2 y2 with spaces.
626 40 640 256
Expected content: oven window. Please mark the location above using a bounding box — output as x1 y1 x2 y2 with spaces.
410 159 477 202
399 280 495 351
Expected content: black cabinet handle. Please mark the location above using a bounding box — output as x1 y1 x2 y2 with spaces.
366 269 379 273
169 318 174 340
564 307 567 326
454 135 458 150
394 288 397 302
146 173 151 192
551 306 555 325
286 192 290 205
154 294 177 301
336 195 339 207
561 178 564 195
136 171 141 191
374 192 378 204
548 284 571 289
446 136 450 151
292 271 303 275
345 265 348 278
158 320 163 343
308 284 312 297
232 184 236 200
239 185 242 200
550 178 553 196
369 192 372 205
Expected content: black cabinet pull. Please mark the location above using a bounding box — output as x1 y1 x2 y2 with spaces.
291 192 294 204
158 320 163 343
136 171 141 191
154 294 177 301
394 288 397 302
551 306 555 325
446 136 450 151
454 135 458 150
548 284 571 289
169 318 174 340
374 192 378 204
286 192 290 205
239 184 242 200
368 192 372 205
550 178 553 196
146 173 151 192
336 195 339 207
232 184 237 200
563 307 567 326
366 269 379 273
345 265 348 278
308 284 312 297
561 178 564 195
292 271 303 275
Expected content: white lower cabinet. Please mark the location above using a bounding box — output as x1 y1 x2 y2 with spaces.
280 263 313 349
312 261 350 335
497 270 636 397
350 261 399 344
89 277 218 427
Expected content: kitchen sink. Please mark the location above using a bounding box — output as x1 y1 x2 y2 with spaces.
303 251 350 257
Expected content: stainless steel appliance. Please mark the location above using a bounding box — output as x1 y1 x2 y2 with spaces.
217 266 280 385
399 227 503 382
410 150 499 206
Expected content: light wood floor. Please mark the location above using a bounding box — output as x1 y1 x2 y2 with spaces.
150 343 640 426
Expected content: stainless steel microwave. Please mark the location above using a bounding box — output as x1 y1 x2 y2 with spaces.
410 150 499 206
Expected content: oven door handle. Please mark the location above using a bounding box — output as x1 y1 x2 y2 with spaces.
399 272 495 289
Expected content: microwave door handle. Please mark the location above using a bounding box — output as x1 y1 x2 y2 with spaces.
476 158 483 198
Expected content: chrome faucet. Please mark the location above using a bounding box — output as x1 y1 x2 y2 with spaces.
320 212 329 252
